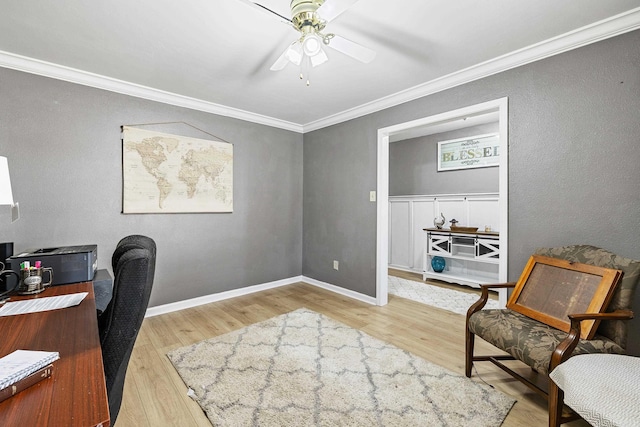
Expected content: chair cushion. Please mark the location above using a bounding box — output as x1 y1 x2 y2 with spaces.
468 309 625 375
534 245 640 348
549 354 640 427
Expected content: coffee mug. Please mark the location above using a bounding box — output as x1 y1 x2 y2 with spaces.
18 267 54 295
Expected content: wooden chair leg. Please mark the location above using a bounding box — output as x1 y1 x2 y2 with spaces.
548 379 564 427
465 328 475 377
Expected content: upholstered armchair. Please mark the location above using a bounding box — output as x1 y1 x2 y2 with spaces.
465 245 640 427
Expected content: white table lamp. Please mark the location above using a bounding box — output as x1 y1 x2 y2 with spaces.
0 156 19 222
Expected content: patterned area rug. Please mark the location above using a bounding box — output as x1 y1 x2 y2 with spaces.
167 308 515 426
388 275 500 315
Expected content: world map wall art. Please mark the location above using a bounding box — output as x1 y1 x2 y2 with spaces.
121 126 233 214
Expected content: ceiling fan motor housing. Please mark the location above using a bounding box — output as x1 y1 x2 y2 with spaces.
291 0 326 34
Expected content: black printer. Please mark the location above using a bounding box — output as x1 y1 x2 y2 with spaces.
6 244 97 287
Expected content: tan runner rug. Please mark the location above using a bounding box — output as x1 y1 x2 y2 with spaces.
168 308 515 426
388 275 500 315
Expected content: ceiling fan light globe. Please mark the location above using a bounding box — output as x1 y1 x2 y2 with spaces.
310 48 328 67
303 35 322 57
286 48 302 65
282 41 303 66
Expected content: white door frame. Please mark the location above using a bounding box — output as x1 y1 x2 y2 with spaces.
376 97 509 306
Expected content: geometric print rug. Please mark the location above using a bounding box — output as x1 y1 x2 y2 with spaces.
388 275 500 315
167 308 515 426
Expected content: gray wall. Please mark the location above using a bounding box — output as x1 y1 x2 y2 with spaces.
1 28 638 352
303 30 640 310
389 123 499 196
0 68 303 306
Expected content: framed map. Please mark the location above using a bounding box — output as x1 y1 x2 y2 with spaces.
122 126 233 213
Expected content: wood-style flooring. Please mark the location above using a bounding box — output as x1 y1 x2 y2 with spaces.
115 270 589 426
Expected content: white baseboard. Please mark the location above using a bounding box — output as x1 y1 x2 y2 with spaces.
145 275 303 317
388 265 421 274
301 276 378 306
144 275 377 317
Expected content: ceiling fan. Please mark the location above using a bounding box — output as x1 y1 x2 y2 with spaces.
238 0 376 85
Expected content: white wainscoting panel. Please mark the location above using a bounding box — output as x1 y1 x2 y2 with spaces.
389 193 499 272
468 197 500 232
412 199 436 269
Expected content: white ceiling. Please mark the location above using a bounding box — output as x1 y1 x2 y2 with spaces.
1 1 639 132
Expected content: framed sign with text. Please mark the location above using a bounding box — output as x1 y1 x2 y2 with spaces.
437 133 499 171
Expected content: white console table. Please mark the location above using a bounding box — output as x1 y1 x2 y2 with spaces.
423 228 507 306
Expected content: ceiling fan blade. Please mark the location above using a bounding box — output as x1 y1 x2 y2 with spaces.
326 34 376 63
270 41 302 70
235 0 292 24
316 0 361 23
270 48 291 71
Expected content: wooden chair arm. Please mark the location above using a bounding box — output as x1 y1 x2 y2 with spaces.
568 310 634 322
550 310 634 371
481 282 518 290
466 282 517 319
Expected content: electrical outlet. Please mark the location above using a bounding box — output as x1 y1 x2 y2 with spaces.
333 260 339 270
369 191 376 202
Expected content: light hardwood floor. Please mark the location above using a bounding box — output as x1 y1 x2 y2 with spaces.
116 273 589 427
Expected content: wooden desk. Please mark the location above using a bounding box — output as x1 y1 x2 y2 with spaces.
0 282 110 427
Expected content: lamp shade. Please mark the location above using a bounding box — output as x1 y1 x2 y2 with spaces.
0 156 15 206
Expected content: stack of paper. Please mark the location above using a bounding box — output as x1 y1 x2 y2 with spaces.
0 350 60 395
0 292 87 317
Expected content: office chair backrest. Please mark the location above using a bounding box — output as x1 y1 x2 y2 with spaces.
100 234 156 339
100 236 156 425
111 234 156 273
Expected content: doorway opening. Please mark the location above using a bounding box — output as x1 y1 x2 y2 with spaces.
376 98 509 306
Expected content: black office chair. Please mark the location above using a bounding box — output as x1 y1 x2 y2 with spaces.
110 234 157 272
95 234 157 321
99 235 156 425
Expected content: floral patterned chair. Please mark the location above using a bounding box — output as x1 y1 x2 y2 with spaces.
465 245 640 427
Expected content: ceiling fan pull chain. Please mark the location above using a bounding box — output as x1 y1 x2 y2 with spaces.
300 55 312 86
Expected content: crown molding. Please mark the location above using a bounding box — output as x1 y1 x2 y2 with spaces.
0 51 304 133
302 7 640 132
0 7 638 134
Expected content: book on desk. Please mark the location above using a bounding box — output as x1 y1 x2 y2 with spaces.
0 349 59 403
